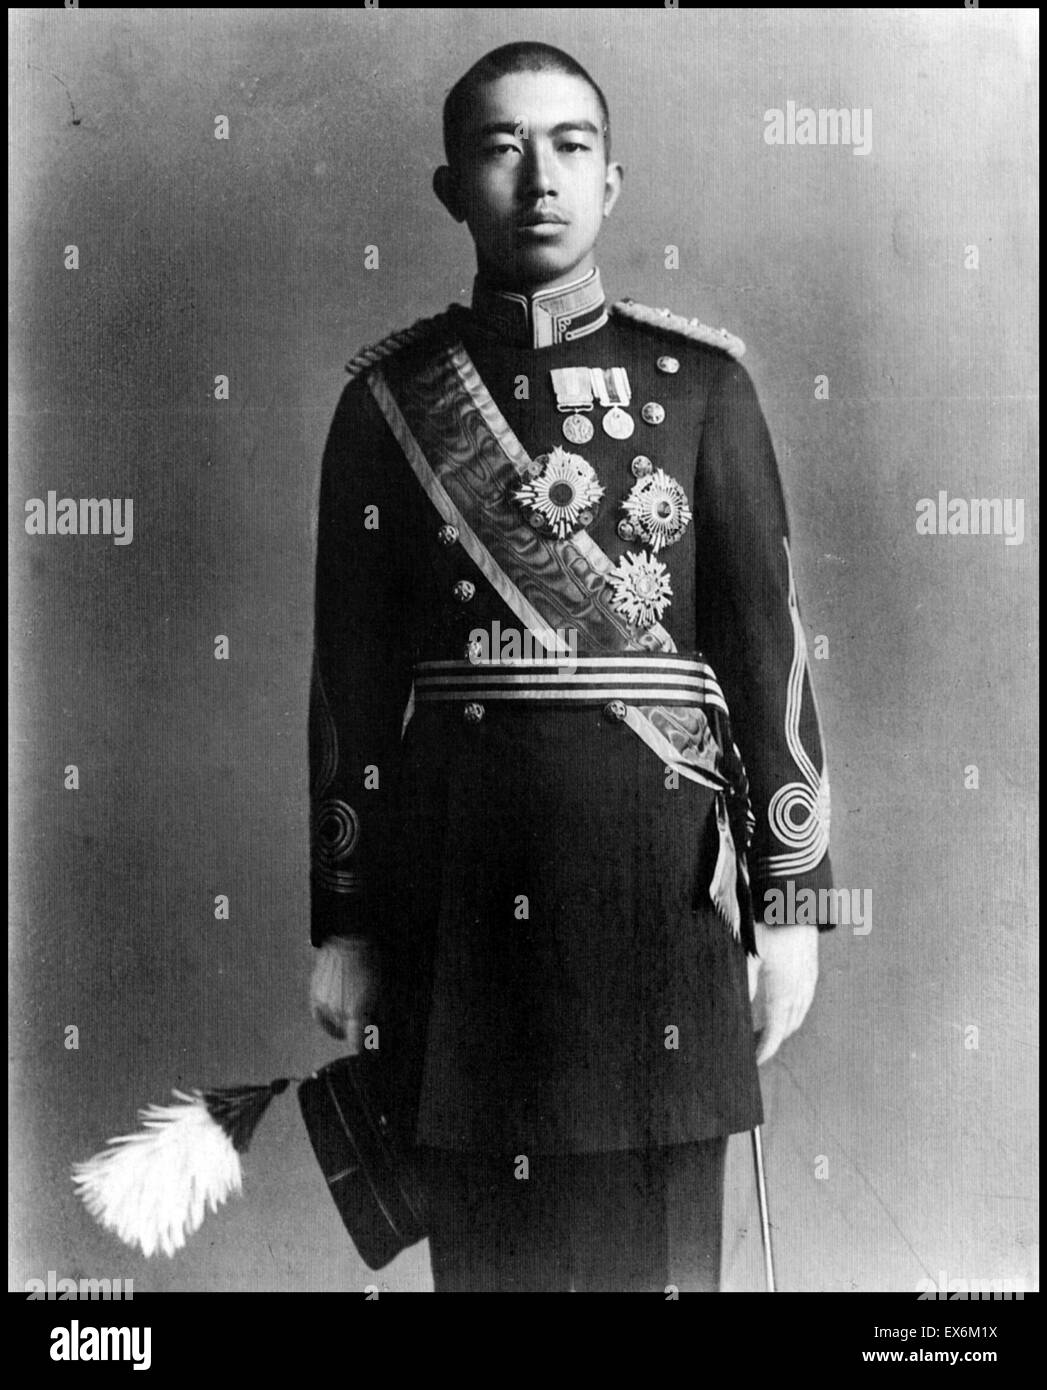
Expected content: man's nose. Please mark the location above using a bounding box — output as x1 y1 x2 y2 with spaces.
521 140 558 198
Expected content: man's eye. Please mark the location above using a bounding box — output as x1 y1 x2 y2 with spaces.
559 143 591 154
485 144 522 157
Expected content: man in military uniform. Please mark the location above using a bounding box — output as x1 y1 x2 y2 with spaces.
307 42 833 1292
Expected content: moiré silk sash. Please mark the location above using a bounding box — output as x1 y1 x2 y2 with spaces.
367 333 749 939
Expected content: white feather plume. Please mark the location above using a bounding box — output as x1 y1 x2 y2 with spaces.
72 1090 243 1258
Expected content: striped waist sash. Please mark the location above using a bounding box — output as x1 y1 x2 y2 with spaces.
412 655 729 711
410 653 752 944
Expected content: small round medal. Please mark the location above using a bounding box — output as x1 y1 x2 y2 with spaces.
630 455 654 478
641 401 666 426
602 405 635 440
562 412 594 445
656 356 680 375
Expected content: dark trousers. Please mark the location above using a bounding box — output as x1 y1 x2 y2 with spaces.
420 1139 727 1292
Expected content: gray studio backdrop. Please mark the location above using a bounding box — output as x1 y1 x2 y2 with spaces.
10 7 1037 1293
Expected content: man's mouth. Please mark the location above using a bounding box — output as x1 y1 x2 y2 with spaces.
518 210 569 228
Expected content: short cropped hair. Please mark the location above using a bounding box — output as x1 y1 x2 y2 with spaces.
443 42 611 167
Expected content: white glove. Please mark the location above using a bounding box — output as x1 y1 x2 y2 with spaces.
747 921 819 1065
309 936 378 1054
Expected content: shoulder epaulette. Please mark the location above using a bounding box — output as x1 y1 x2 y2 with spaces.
611 299 745 359
344 306 461 381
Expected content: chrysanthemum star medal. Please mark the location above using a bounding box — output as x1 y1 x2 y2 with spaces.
514 445 605 540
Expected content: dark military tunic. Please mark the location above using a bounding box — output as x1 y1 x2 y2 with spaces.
308 269 832 1156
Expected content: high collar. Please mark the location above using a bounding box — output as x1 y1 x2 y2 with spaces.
469 268 608 349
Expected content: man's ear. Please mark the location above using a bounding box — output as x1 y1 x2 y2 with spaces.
433 165 467 223
602 161 624 219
